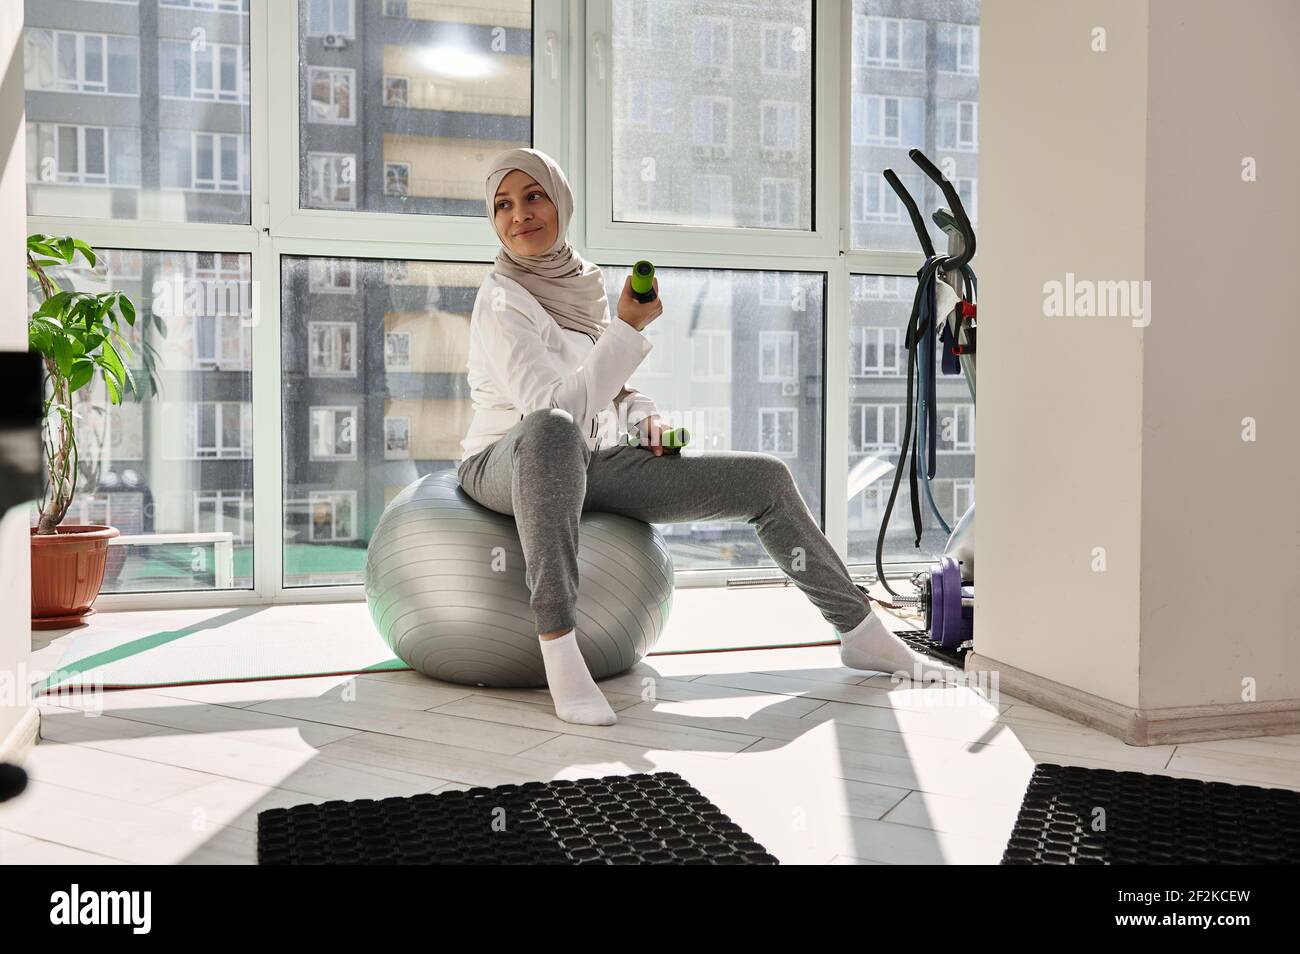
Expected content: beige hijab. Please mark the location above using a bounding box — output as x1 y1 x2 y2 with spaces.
484 148 611 340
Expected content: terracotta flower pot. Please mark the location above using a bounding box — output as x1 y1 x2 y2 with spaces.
30 524 119 630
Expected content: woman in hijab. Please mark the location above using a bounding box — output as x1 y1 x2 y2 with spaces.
457 147 957 726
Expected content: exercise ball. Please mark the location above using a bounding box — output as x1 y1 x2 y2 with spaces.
364 470 674 688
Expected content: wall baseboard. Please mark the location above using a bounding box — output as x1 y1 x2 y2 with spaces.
0 705 39 764
964 652 1300 746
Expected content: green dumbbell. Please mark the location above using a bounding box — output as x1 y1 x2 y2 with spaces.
630 260 657 304
627 424 690 453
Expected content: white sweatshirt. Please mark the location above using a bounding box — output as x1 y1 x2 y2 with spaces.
458 271 659 462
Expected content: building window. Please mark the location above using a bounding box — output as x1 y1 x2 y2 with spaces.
692 96 732 151
856 173 922 225
854 94 925 146
759 330 798 382
309 406 357 461
382 74 409 107
308 490 356 541
384 162 410 197
937 23 980 74
859 326 902 376
195 491 251 546
940 404 976 452
759 407 797 457
760 22 800 75
859 404 901 452
853 275 907 301
384 331 411 371
938 101 979 152
24 30 139 95
692 16 732 70
195 401 252 459
307 152 356 208
760 178 798 228
306 0 355 38
307 257 356 294
192 132 245 192
194 314 248 371
29 124 108 185
855 16 926 71
691 329 731 382
760 101 799 153
308 322 357 377
159 40 248 103
308 67 355 124
616 0 674 51
952 479 974 521
382 0 408 17
384 416 411 459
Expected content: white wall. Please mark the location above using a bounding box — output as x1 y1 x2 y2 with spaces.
976 0 1150 708
0 1 31 753
977 0 1299 719
1139 0 1300 708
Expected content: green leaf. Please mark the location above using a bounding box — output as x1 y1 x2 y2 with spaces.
51 337 73 380
68 361 94 393
102 369 120 404
72 239 97 268
118 293 136 326
58 236 74 262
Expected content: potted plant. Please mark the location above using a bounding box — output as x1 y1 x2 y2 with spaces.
27 234 164 629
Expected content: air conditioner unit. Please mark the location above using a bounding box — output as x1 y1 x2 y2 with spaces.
781 381 799 397
711 145 728 159
323 34 349 49
779 149 796 162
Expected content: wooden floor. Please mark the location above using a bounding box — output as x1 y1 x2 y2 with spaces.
5 608 1300 864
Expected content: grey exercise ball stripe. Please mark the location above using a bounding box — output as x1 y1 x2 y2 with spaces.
364 470 674 688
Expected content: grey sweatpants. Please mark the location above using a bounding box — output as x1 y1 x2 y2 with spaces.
456 407 870 637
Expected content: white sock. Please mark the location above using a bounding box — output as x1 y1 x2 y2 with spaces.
838 609 961 684
538 629 617 726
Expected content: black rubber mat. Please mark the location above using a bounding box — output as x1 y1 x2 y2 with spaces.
258 771 778 865
1002 763 1300 864
895 629 969 669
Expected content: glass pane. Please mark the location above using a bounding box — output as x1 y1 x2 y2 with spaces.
847 273 973 567
602 264 825 571
612 0 813 230
28 250 254 592
849 0 980 250
281 256 492 587
23 1 251 224
297 0 533 215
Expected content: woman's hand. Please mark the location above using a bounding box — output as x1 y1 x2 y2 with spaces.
637 414 669 457
616 275 663 332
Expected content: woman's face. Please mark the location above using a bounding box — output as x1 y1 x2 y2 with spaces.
493 169 559 256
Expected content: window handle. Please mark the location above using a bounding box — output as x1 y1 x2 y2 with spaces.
591 32 606 82
544 30 559 82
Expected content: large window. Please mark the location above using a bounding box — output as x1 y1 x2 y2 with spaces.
280 257 491 587
27 250 254 593
27 0 981 606
297 0 532 215
25 5 251 224
611 0 814 230
849 1 980 251
604 265 825 571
